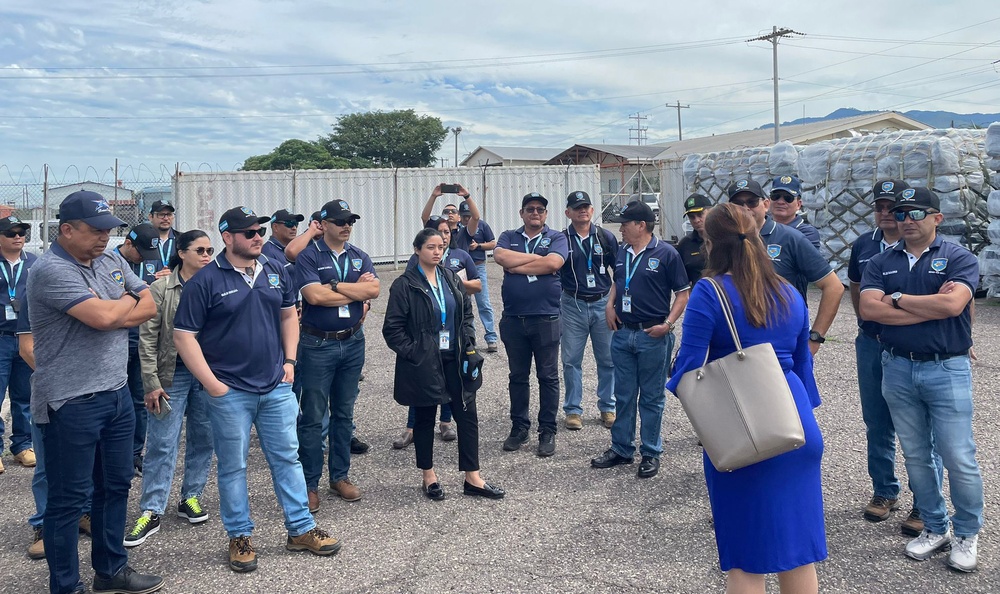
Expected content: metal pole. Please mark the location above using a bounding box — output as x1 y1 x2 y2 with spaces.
772 26 780 143
41 164 49 251
392 168 399 270
453 127 462 167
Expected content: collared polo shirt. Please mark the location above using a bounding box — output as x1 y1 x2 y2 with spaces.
0 250 36 333
759 217 833 300
675 230 706 284
27 241 148 423
786 215 821 249
454 220 496 264
495 224 568 316
612 236 690 325
560 224 618 298
262 237 290 267
174 251 296 394
295 239 377 332
859 235 978 354
848 228 897 337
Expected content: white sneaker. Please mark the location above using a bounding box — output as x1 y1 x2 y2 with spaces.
947 535 978 572
905 528 952 561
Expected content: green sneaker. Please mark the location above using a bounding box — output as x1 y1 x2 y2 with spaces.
123 511 160 548
178 496 209 524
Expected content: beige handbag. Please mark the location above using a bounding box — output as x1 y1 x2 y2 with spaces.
676 278 805 472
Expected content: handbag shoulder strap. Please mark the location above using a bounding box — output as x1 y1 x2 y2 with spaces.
704 277 744 352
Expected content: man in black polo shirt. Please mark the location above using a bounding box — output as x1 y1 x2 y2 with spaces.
174 206 341 573
294 200 379 508
494 192 568 457
264 208 305 267
147 199 177 278
675 193 712 283
859 187 983 573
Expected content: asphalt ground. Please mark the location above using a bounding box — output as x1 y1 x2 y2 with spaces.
2 263 1000 593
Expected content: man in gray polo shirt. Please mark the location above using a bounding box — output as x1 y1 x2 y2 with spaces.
28 190 163 594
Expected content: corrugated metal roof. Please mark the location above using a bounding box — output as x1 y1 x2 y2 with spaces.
461 146 563 165
545 143 666 164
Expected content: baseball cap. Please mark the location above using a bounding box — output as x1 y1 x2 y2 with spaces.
218 206 270 233
521 192 548 208
683 194 712 215
890 187 940 212
310 211 322 222
725 179 765 201
320 200 360 222
126 223 162 261
771 175 801 197
0 216 30 234
458 202 472 216
270 209 305 224
608 200 655 223
149 199 175 214
58 190 128 229
566 191 592 209
873 179 909 201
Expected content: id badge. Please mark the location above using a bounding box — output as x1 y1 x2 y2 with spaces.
621 294 632 313
599 265 606 275
526 275 538 283
338 305 351 318
439 330 451 350
4 305 15 321
586 273 596 289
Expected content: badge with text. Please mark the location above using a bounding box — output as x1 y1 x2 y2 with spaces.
586 273 596 288
439 330 451 350
622 294 632 313
339 304 351 318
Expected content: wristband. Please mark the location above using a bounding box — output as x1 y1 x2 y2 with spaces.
284 358 297 367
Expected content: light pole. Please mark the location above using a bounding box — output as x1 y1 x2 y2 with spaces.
453 127 462 167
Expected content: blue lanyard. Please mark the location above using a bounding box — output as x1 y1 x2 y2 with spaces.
523 235 541 254
329 250 349 282
0 258 23 300
573 232 594 271
624 249 645 293
442 247 450 262
158 237 173 268
429 268 447 328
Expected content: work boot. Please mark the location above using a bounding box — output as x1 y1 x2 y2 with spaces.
13 448 36 468
286 527 342 556
229 536 257 573
28 526 45 560
330 479 362 502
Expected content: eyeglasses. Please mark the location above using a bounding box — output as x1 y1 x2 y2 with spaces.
771 193 797 203
277 221 298 228
2 230 26 238
874 203 894 213
228 228 267 239
441 209 458 215
894 209 937 222
153 211 175 218
325 219 354 227
730 197 761 209
523 207 547 214
183 246 215 256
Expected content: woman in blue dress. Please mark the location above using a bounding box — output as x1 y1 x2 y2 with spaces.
666 203 826 594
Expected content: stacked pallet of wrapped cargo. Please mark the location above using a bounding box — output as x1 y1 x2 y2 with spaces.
982 122 1000 296
682 140 800 205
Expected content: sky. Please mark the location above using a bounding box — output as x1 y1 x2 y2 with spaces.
1 1 999 186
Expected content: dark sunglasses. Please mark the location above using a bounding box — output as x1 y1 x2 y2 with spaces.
278 221 299 228
441 209 458 215
2 230 26 238
730 197 761 208
325 219 354 227
183 246 215 256
523 207 547 214
894 209 937 222
771 193 797 203
228 228 267 239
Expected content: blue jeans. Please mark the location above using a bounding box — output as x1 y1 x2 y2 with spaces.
127 345 147 458
474 263 498 344
610 328 673 459
560 293 615 416
407 403 453 428
881 352 983 537
500 315 561 434
139 366 214 515
205 382 315 538
41 386 134 594
297 330 365 489
29 420 92 529
0 334 33 454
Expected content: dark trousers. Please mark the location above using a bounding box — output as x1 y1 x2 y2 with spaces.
499 315 561 434
41 386 134 594
413 357 479 472
127 345 147 458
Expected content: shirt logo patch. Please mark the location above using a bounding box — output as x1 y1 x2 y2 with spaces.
930 258 948 272
145 263 156 275
267 273 280 287
539 237 551 248
352 258 362 270
767 244 782 259
111 269 125 286
151 237 159 248
648 258 660 270
881 181 894 193
593 244 603 254
450 258 459 268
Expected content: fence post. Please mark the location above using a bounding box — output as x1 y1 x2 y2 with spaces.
292 168 298 214
393 167 399 270
41 164 49 251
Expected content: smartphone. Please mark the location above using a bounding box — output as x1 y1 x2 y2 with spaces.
153 394 172 420
439 183 460 194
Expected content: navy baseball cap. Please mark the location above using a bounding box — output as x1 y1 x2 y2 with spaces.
873 179 909 202
566 191 592 209
521 192 548 208
0 216 30 233
890 187 940 212
320 200 360 222
149 199 175 214
270 209 305 224
726 179 765 201
683 193 712 215
126 223 162 261
218 206 269 233
458 202 472 216
310 211 322 222
608 200 655 223
58 190 128 229
771 175 801 197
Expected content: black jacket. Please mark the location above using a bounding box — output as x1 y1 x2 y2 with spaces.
382 263 476 407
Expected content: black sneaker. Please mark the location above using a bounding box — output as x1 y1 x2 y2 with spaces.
133 455 143 478
350 436 370 455
93 565 163 594
502 426 530 451
124 512 160 548
537 431 556 457
177 496 209 524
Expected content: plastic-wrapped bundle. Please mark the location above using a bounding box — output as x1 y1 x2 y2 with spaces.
987 122 1000 158
988 190 1000 217
988 220 1000 244
980 245 1000 276
767 141 799 176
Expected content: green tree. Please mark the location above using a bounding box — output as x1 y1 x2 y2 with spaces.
320 109 449 168
241 139 350 171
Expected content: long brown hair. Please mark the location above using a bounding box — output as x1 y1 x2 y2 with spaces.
703 203 791 327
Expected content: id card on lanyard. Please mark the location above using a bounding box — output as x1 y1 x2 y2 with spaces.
158 237 173 270
574 232 597 289
524 234 542 283
622 249 645 313
429 268 450 349
1 259 23 320
330 250 352 318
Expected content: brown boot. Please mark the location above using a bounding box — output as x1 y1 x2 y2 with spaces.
27 526 45 560
229 536 257 573
600 412 616 429
863 496 900 522
286 527 342 556
13 448 36 468
307 489 320 513
901 508 924 537
329 479 362 502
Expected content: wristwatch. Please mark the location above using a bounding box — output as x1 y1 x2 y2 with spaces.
891 292 903 309
329 279 340 292
665 319 676 333
126 289 142 303
808 330 825 344
284 358 297 367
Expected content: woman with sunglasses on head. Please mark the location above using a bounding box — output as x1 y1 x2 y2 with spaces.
383 228 504 501
125 230 217 547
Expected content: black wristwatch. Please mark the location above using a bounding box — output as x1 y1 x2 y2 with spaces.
808 330 826 344
329 279 340 292
284 358 297 367
126 289 142 303
891 292 903 310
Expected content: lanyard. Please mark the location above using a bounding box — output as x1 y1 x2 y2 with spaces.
158 236 173 268
0 258 23 300
573 232 594 271
523 235 541 254
429 268 447 328
442 247 450 262
624 249 645 293
329 250 349 282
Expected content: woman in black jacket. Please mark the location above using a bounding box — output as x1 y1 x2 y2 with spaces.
382 229 505 501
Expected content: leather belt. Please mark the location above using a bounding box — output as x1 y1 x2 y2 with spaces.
883 346 968 362
301 321 363 341
564 290 607 303
621 318 666 331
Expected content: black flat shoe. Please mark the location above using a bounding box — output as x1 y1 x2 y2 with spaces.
422 482 445 501
637 456 660 479
463 481 505 500
590 448 634 469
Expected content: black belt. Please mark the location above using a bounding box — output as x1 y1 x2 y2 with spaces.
301 321 363 341
883 346 968 362
0 331 15 337
621 318 666 331
564 290 607 303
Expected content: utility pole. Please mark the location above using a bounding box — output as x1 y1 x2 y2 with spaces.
628 113 648 145
746 26 804 143
669 101 690 140
452 127 462 166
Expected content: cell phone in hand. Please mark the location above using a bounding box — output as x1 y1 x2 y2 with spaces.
153 394 172 420
439 183 460 194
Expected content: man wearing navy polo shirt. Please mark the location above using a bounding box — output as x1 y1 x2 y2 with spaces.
147 199 177 279
28 190 161 594
494 192 568 457
0 216 37 473
295 199 379 508
769 175 821 249
263 208 305 267
559 191 618 431
174 206 341 573
727 179 843 355
455 198 499 352
860 187 983 573
591 200 689 479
